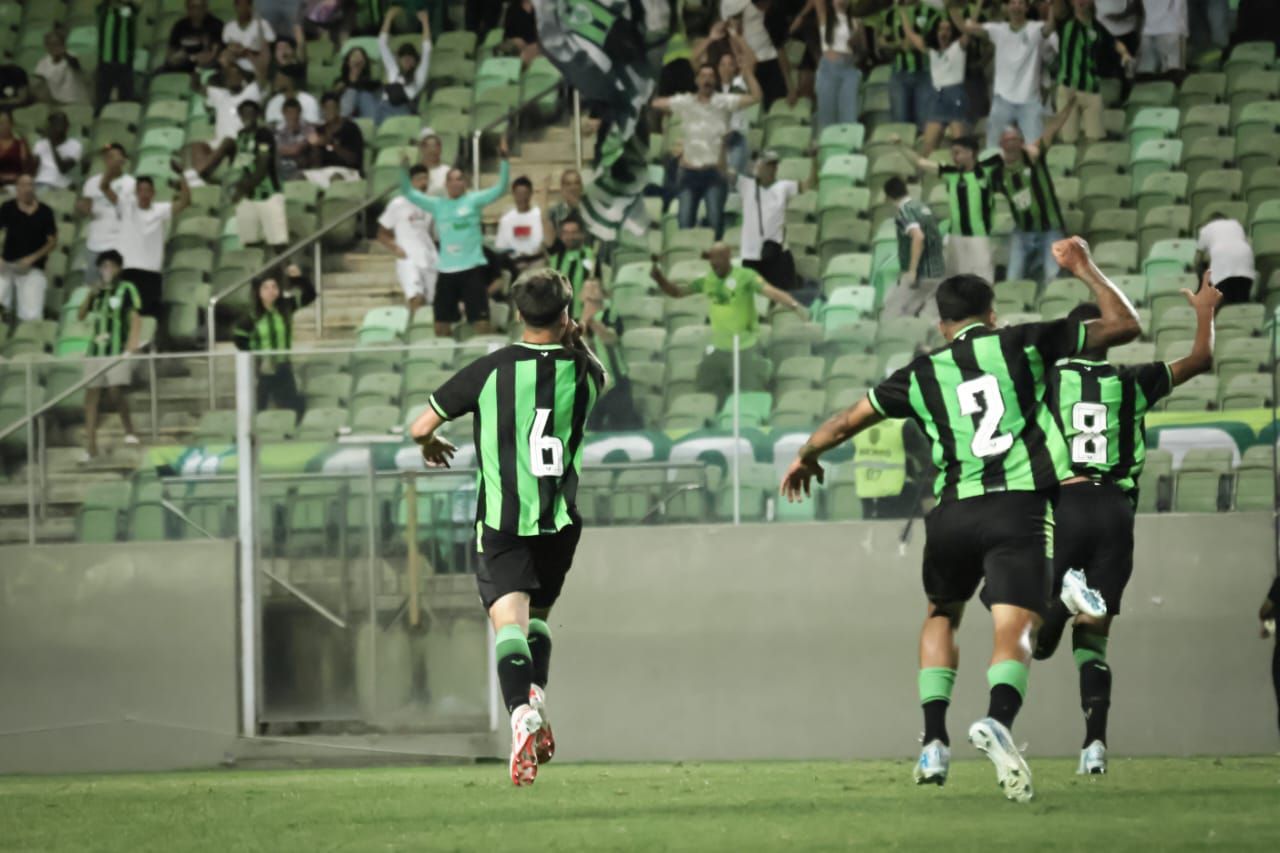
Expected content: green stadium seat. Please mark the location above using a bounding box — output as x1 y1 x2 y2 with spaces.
1139 205 1191 257
1126 81 1176 121
1128 108 1181 150
1219 373 1272 409
1129 139 1182 193
1216 338 1270 386
762 98 814 137
772 389 826 430
1134 448 1173 513
303 372 352 410
717 392 773 429
295 407 347 441
351 372 402 410
1091 240 1139 273
1180 104 1230 148
1177 72 1226 110
1089 209 1139 246
358 306 409 343
1233 465 1275 511
1077 141 1131 183
766 125 810 159
818 154 869 190
1080 175 1130 220
254 409 296 441
768 322 823 361
828 353 881 386
1174 471 1226 512
817 122 866 165
1215 304 1265 340
665 393 717 430
774 356 825 394
1146 273 1197 319
1143 239 1197 278
1135 171 1188 220
1233 101 1280 147
351 404 401 434
1181 447 1236 474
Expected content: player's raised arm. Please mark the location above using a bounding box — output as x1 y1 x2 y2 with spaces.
780 397 884 501
1052 237 1141 350
1168 270 1222 386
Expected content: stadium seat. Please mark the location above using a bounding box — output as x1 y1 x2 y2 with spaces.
1091 240 1139 274
295 407 348 441
717 392 772 429
772 390 826 430
665 393 717 430
254 409 297 441
195 410 236 443
1174 471 1226 512
1219 374 1272 409
1143 239 1197 278
1136 448 1173 513
773 356 825 394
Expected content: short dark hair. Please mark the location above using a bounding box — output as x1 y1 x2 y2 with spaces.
560 213 584 231
408 164 428 178
935 274 995 322
282 96 301 111
136 175 154 189
512 268 572 329
105 142 127 157
512 176 533 192
237 98 261 114
951 135 980 154
397 43 420 60
883 176 908 200
96 249 124 268
320 91 340 107
1067 302 1102 323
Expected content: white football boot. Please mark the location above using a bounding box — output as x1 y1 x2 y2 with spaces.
968 717 1035 803
913 739 951 786
1077 740 1107 775
1061 568 1108 619
508 704 542 787
528 684 555 763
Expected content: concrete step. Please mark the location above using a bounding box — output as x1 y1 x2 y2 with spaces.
0 515 75 544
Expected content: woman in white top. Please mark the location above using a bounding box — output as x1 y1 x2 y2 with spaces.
798 0 870 132
902 12 970 155
376 6 432 126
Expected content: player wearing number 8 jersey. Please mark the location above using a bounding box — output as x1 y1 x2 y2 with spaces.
410 268 605 788
1036 273 1220 775
780 237 1141 802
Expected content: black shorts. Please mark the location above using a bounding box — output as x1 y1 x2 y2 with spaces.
1053 480 1135 615
124 268 163 318
476 523 581 611
434 266 491 324
924 491 1055 615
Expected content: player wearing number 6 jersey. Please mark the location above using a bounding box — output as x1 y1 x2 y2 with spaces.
410 268 605 788
780 237 1141 802
1037 272 1220 776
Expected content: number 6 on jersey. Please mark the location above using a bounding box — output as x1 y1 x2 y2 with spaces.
529 408 565 477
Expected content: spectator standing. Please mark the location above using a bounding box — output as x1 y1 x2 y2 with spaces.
712 46 752 177
111 169 192 319
233 264 315 419
1196 215 1256 305
545 214 600 318
882 175 946 320
418 130 452 195
0 175 58 323
335 47 381 119
496 176 546 274
376 7 432 124
32 112 83 191
650 243 808 400
0 62 31 111
901 6 970 154
1260 576 1280 737
952 0 1056 149
723 0 794 110
887 0 943 130
808 0 871 132
901 134 997 280
97 0 140 110
651 52 762 240
274 98 312 182
77 143 135 287
165 0 225 72
398 145 511 338
1053 0 1132 143
266 64 320 127
203 60 265 145
0 111 33 189
738 151 802 295
306 92 364 181
223 0 276 76
1229 0 1280 56
581 277 643 430
34 30 90 107
499 0 541 67
78 250 142 461
201 100 288 255
376 164 439 319
1137 0 1187 77
544 168 584 234
986 105 1073 284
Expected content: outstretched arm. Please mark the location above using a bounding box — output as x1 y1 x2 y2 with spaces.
780 398 885 500
900 7 927 52
650 261 690 298
1052 237 1142 349
473 157 511 207
949 1 988 38
1168 270 1222 386
761 282 809 319
399 169 441 213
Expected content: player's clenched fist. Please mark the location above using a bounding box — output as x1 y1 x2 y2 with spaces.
1051 236 1093 275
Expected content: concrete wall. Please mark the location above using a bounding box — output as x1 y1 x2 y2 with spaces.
551 513 1279 761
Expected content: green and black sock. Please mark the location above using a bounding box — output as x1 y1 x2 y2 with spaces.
527 618 553 689
919 667 957 746
986 660 1029 730
1073 626 1111 746
495 624 533 714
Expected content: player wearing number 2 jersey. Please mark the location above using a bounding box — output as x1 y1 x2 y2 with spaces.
410 268 604 788
1035 274 1220 776
781 238 1141 802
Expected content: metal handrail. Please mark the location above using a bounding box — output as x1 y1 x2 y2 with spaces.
468 79 566 186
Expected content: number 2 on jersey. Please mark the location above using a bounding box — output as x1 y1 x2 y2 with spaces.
529 408 565 477
956 375 1013 458
1070 402 1108 465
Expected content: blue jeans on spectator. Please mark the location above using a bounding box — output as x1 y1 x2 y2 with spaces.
1008 228 1064 285
676 166 727 239
724 131 750 177
816 56 862 131
890 68 932 128
341 88 383 119
987 95 1043 149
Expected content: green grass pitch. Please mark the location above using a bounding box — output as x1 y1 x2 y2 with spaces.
1 758 1277 851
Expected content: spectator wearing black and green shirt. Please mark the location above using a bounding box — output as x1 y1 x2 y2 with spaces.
77 250 142 462
901 134 997 282
882 175 946 320
581 277 643 431
97 0 139 110
545 215 599 319
200 99 288 253
884 0 942 129
1051 0 1133 144
233 264 315 419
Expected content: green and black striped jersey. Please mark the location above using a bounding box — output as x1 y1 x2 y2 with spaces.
1057 16 1104 93
98 1 139 66
985 150 1065 234
887 2 942 73
1046 359 1173 493
939 164 997 237
429 343 605 537
868 320 1087 502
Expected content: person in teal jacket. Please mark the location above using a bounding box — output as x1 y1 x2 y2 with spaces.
400 140 510 337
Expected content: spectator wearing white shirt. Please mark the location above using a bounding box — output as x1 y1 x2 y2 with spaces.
33 29 90 106
952 0 1058 149
902 9 971 155
376 164 439 318
495 176 546 273
418 130 452 196
105 169 191 320
651 46 763 240
1197 215 1256 305
376 6 432 125
737 151 802 293
714 48 752 178
265 65 320 127
222 0 276 77
1138 0 1188 76
722 0 793 110
203 59 264 144
32 112 83 191
75 144 136 287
